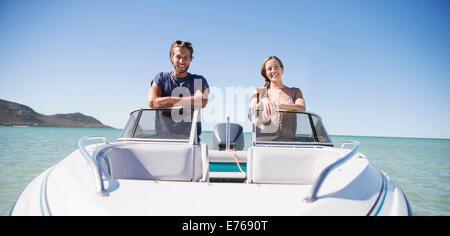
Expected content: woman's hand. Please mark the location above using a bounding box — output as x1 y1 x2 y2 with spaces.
260 98 279 122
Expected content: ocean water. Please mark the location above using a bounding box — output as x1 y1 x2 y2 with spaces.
0 126 448 216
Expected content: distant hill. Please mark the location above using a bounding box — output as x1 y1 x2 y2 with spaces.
0 99 112 128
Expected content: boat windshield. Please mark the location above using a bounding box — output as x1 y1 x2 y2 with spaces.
120 108 198 143
120 108 331 146
251 109 332 146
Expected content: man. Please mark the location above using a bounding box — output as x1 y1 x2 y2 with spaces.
148 40 209 109
148 40 209 141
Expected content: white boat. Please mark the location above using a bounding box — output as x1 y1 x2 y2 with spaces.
10 107 412 216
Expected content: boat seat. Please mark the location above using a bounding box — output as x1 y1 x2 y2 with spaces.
247 147 341 185
99 143 205 182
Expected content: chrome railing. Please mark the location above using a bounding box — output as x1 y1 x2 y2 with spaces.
304 141 360 202
78 136 109 197
189 108 200 146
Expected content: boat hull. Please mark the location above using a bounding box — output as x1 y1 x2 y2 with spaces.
11 147 411 216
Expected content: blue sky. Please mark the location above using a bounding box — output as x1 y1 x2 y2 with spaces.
0 0 449 138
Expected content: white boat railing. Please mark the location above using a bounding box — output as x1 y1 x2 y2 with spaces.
78 136 109 197
304 141 360 202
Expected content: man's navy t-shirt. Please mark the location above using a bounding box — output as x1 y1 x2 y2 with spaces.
151 72 209 97
151 72 209 141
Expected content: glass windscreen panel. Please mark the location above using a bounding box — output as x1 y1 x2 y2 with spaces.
121 108 196 141
254 110 331 144
312 115 331 143
120 111 139 138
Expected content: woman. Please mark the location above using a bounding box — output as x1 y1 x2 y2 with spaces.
249 56 306 140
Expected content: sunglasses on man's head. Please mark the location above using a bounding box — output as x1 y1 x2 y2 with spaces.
175 40 192 47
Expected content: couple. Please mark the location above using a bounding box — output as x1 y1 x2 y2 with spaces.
147 40 306 137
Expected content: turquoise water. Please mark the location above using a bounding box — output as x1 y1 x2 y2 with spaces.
1 127 448 216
